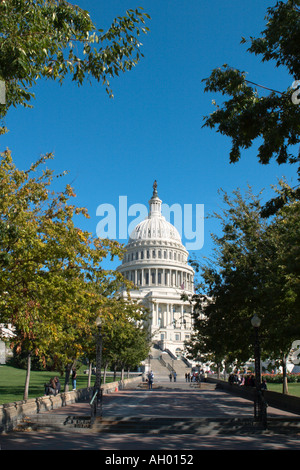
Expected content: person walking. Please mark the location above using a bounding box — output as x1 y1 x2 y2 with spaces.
148 370 154 390
71 369 77 390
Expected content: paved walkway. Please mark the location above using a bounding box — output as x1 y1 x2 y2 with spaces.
1 380 300 451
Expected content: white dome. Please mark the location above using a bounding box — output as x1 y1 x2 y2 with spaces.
129 215 181 242
129 181 181 243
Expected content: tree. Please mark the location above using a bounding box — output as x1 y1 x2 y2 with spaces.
202 0 300 214
187 183 300 393
0 0 150 127
100 298 150 381
0 150 126 397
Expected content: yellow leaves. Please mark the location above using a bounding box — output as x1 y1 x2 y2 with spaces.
77 229 87 243
65 184 76 198
1 149 147 367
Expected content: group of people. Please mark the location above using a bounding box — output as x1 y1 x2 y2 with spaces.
228 373 267 390
44 369 77 396
185 371 207 383
44 376 61 396
169 371 177 382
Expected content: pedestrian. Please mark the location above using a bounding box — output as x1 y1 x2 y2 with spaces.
54 377 61 394
148 370 154 390
169 373 172 382
261 379 267 390
44 377 56 396
71 369 77 390
173 371 177 382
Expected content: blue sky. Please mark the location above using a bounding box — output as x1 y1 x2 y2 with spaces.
1 0 297 270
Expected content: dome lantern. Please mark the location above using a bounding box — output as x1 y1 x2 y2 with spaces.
148 180 162 218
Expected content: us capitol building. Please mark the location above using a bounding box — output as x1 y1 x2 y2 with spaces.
117 182 195 360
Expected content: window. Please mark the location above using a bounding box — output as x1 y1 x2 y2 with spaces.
175 348 182 357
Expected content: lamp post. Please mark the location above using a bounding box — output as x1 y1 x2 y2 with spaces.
251 313 262 422
92 315 103 418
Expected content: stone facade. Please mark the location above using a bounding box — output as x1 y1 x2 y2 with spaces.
117 183 195 358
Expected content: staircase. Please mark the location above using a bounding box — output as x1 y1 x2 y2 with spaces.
24 412 300 436
92 416 258 435
149 347 191 379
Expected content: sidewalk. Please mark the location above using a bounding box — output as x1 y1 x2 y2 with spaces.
1 380 300 450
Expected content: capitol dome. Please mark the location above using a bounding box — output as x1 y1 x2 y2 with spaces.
118 181 194 292
117 181 194 358
128 182 181 243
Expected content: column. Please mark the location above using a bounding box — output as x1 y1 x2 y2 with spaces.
180 305 184 329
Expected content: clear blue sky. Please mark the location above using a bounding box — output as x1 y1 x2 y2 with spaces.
1 0 297 270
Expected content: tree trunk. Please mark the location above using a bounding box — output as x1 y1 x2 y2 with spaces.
24 352 31 400
103 363 108 385
217 363 221 380
64 364 72 392
282 354 289 395
87 361 92 388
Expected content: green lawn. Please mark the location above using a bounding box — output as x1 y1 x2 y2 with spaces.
1 364 300 405
0 364 101 405
266 382 300 397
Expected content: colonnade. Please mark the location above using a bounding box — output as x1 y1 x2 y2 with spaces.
123 267 193 291
151 302 193 330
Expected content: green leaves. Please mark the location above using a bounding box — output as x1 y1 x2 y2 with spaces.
189 182 300 367
202 1 300 179
0 0 150 119
0 150 149 387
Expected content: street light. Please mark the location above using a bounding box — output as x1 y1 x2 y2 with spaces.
92 315 103 419
251 313 265 425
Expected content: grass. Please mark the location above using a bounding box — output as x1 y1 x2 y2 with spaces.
266 382 300 397
1 364 300 405
0 364 107 405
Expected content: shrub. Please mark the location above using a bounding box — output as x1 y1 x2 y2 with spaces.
263 373 300 384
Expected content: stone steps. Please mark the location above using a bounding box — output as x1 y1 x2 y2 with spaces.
24 412 300 436
137 381 216 390
22 414 92 433
92 416 300 435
